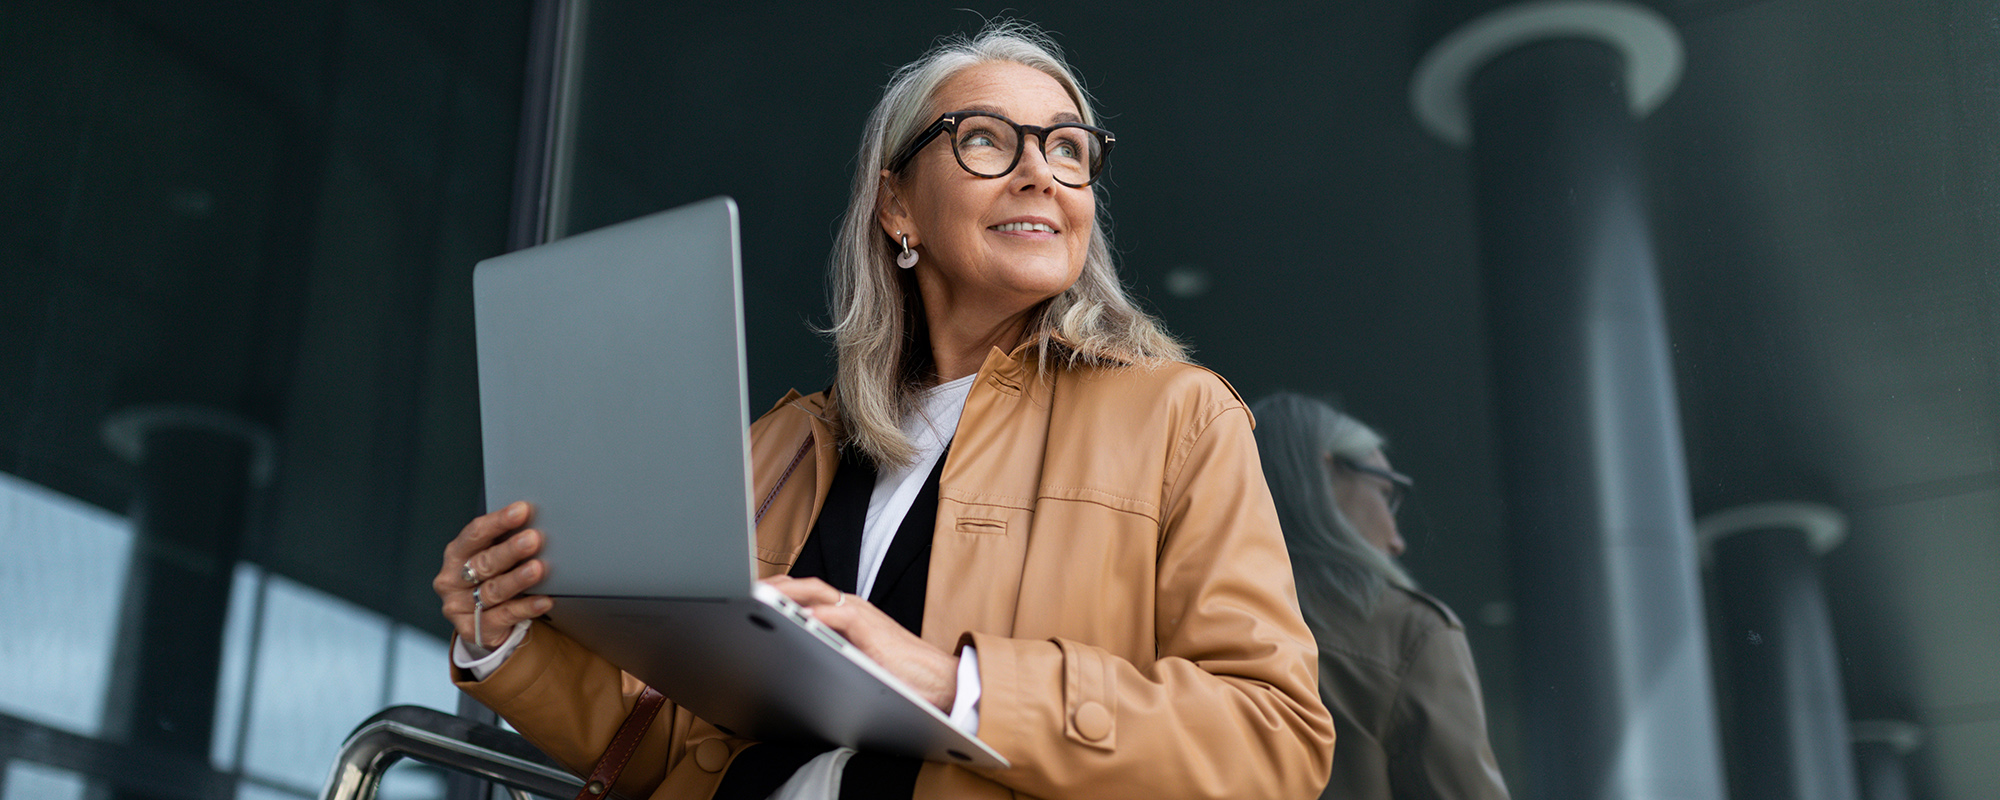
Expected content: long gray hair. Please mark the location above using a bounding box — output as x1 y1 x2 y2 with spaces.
824 20 1186 467
1251 393 1415 623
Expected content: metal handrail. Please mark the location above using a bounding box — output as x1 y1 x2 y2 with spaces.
318 705 582 800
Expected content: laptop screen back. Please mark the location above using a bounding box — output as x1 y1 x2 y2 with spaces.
472 196 756 600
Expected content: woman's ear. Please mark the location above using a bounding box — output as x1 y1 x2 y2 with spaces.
876 169 916 244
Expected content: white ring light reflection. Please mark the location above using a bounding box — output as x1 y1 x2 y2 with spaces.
1411 0 1684 147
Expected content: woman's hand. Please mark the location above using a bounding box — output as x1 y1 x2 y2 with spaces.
435 501 554 650
762 575 959 711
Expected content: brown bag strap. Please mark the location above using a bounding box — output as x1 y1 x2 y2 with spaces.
574 686 667 800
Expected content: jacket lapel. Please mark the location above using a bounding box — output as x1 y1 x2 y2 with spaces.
921 346 1052 650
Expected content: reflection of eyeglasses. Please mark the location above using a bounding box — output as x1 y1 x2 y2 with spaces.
886 111 1115 188
1335 457 1414 516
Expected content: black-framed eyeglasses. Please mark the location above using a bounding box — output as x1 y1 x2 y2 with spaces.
1335 457 1414 516
886 111 1114 188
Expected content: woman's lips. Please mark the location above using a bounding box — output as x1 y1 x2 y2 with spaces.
989 220 1059 234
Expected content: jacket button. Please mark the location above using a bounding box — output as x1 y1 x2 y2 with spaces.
1072 701 1112 741
694 738 730 772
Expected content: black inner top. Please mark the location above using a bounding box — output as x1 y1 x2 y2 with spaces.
712 444 947 799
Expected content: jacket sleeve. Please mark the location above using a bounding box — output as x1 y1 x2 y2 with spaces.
1386 624 1511 800
963 403 1337 800
452 622 706 799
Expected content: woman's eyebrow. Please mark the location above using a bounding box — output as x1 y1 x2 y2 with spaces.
950 105 1085 125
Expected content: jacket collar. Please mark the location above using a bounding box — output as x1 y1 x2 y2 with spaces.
972 338 1060 403
771 336 1052 439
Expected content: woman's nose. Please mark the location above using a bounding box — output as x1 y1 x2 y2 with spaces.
1011 141 1058 190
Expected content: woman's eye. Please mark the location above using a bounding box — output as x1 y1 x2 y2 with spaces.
959 130 1002 149
1050 140 1082 160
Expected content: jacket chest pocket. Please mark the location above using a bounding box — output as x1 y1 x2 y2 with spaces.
938 495 1031 538
954 515 1008 535
924 499 1036 640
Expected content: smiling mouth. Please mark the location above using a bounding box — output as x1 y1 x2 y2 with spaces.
990 221 1058 234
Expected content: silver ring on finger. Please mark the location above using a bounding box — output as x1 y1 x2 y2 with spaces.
834 593 847 607
462 560 479 586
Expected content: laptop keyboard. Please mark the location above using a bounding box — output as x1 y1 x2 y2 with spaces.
753 582 862 655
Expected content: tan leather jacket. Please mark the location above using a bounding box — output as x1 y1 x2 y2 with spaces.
456 345 1335 799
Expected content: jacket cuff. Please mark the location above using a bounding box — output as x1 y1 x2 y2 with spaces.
960 631 1120 768
450 620 563 706
451 620 532 680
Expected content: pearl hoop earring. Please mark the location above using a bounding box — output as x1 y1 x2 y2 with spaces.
897 232 918 269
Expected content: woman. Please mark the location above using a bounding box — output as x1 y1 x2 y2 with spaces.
434 23 1333 800
1250 393 1509 800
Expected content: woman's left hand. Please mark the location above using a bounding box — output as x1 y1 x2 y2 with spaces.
761 575 959 711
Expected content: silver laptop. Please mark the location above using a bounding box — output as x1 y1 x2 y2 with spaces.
472 196 1005 769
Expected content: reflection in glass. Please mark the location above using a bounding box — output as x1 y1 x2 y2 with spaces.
390 625 458 714
378 759 450 800
240 574 390 792
212 563 264 770
0 472 132 737
0 476 457 797
236 779 310 800
211 565 456 796
1 761 88 800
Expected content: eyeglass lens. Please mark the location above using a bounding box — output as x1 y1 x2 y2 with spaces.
950 114 1102 186
1338 458 1409 516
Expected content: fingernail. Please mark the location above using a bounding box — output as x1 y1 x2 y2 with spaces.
535 597 553 613
506 502 526 522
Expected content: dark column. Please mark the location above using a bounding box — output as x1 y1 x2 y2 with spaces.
1702 502 1859 800
1413 4 1723 798
1849 720 1922 800
100 406 273 799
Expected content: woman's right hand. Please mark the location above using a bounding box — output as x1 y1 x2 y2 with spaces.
435 501 554 650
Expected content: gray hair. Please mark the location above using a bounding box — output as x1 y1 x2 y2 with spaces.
1251 392 1415 622
823 20 1186 467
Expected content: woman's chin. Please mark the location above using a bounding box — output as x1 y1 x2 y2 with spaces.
997 259 1085 299
1001 277 1080 309
924 253 1083 315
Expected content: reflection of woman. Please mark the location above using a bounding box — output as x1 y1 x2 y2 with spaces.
431 23 1332 800
1251 393 1509 800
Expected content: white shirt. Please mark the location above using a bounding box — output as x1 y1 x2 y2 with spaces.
856 373 972 599
456 374 983 731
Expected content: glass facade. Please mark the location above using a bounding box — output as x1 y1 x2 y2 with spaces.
1 472 132 740
3 1 1996 798
1 0 527 797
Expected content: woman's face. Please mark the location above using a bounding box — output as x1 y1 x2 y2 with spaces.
1331 448 1408 558
878 61 1095 319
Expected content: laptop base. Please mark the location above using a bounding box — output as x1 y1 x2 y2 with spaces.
545 590 1007 770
